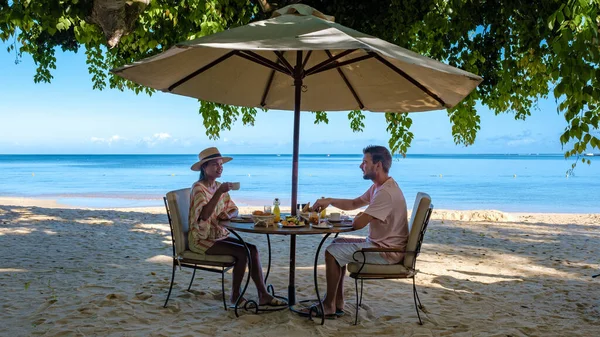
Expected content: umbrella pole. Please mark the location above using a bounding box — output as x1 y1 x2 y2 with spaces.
288 51 303 306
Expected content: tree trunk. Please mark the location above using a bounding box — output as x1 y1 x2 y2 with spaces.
90 0 149 48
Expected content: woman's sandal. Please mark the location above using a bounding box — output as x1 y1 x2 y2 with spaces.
259 297 288 307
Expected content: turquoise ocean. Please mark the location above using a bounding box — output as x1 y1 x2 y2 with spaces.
0 154 598 213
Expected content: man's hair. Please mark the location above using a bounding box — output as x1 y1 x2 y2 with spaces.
363 145 392 173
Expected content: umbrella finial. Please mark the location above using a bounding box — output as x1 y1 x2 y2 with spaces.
271 4 335 22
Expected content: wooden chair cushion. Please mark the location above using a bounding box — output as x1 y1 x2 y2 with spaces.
180 250 236 264
347 261 410 275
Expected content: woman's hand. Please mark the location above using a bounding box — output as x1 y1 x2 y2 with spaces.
217 182 233 194
217 212 231 220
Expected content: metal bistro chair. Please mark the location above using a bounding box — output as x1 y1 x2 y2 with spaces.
163 188 236 309
348 192 433 325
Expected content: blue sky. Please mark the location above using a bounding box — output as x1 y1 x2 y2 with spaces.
0 41 569 155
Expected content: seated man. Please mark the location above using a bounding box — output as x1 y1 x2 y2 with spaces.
312 145 408 318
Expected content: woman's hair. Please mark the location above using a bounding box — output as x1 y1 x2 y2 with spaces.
363 145 392 173
199 162 209 181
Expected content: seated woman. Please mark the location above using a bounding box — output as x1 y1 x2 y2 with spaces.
188 147 286 308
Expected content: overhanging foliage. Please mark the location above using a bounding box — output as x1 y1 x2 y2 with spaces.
1 0 599 166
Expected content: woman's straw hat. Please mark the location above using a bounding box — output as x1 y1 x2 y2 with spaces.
191 147 232 171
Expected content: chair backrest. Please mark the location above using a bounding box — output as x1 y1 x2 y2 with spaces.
164 188 192 256
404 192 433 268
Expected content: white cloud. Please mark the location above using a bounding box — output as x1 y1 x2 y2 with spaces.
138 132 175 148
90 135 126 146
153 133 171 140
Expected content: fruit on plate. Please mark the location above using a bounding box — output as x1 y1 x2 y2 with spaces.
253 210 272 216
282 217 300 226
302 202 311 213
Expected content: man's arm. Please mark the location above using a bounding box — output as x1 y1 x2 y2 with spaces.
313 196 368 212
352 211 373 230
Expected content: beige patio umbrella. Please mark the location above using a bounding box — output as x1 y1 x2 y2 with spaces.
113 3 482 212
112 3 482 307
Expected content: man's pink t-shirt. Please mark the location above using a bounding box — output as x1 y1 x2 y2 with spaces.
360 177 408 263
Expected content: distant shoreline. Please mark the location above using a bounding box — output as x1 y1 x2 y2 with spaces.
1 196 598 216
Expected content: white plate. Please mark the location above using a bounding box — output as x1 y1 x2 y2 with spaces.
312 224 332 229
280 223 306 228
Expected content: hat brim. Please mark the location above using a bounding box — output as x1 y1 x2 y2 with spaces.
191 156 233 171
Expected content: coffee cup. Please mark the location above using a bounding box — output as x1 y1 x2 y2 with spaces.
231 182 240 190
329 212 341 221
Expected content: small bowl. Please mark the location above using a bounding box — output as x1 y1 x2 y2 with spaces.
252 214 275 227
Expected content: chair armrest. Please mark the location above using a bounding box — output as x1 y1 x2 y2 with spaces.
358 247 406 253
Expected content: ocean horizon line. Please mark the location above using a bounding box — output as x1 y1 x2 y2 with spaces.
0 153 583 156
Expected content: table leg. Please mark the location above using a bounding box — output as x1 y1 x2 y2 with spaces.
311 233 331 325
227 229 257 317
264 234 272 284
288 234 296 305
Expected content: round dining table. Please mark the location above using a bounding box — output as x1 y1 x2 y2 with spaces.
221 220 356 324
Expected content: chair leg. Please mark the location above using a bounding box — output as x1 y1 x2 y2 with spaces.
354 278 360 325
359 279 364 306
188 267 197 291
221 267 227 311
412 276 423 325
164 262 177 308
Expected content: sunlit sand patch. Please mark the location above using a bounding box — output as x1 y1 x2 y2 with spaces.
130 223 170 235
0 227 35 235
135 223 169 231
14 215 66 222
433 210 514 222
0 268 28 273
146 255 172 264
43 229 58 235
77 218 114 225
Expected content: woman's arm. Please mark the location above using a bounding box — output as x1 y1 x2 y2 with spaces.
198 182 232 221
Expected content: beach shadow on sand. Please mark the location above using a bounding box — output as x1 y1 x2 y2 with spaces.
1 205 599 336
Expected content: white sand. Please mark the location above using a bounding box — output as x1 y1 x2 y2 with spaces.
1 197 599 336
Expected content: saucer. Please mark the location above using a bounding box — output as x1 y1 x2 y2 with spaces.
327 218 342 223
312 223 332 229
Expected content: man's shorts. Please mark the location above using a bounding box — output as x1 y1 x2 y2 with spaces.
325 237 391 267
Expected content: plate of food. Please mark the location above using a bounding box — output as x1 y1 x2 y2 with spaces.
280 216 305 228
328 220 353 227
312 222 332 229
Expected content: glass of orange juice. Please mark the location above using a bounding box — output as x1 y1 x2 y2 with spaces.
308 211 320 226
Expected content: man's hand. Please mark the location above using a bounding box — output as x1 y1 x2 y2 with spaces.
217 182 233 194
312 198 332 212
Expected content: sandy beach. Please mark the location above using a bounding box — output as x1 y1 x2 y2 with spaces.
1 197 599 336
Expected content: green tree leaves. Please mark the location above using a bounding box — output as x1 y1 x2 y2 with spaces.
1 0 599 161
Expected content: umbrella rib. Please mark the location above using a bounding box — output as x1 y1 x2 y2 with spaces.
325 50 364 109
372 53 448 108
237 50 291 76
307 53 374 76
301 51 312 72
168 50 237 92
260 60 281 107
273 51 294 74
304 49 357 76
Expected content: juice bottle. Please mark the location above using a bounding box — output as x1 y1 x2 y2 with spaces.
319 196 327 218
273 198 281 223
